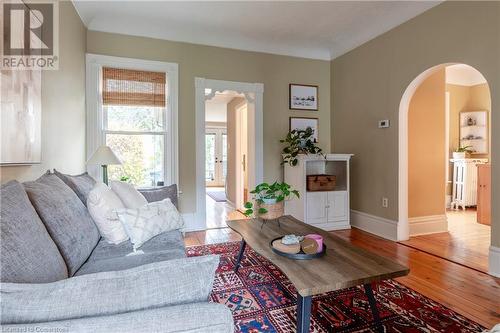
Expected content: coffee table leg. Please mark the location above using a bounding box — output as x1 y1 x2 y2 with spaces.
296 294 312 333
364 284 383 333
234 240 246 273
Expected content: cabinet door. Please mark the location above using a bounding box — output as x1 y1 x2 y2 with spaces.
306 192 327 223
477 165 491 225
327 191 348 222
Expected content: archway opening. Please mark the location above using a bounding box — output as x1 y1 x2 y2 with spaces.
398 63 491 274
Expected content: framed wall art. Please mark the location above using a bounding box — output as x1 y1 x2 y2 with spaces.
289 84 318 111
289 117 319 143
0 70 42 165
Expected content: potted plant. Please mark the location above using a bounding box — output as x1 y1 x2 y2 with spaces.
280 127 323 166
243 182 299 220
453 145 473 159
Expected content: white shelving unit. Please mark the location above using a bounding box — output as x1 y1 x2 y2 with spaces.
284 154 353 230
460 111 488 154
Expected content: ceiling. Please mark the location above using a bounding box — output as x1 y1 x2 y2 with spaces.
446 64 487 86
73 1 440 60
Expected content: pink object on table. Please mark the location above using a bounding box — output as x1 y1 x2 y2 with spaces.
305 234 323 253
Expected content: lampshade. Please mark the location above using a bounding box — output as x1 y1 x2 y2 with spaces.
87 146 122 166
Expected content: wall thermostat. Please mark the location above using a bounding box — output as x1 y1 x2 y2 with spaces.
378 120 390 128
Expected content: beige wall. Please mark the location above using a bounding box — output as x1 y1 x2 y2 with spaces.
447 83 491 161
331 1 500 246
226 97 246 205
447 84 470 154
0 1 86 183
408 69 445 218
468 83 492 158
87 31 331 213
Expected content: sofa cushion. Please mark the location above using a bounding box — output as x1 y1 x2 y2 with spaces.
53 169 96 206
110 181 148 209
23 173 100 276
1 255 220 324
87 182 129 244
75 249 187 276
0 303 234 333
75 230 185 276
139 184 178 207
0 181 68 283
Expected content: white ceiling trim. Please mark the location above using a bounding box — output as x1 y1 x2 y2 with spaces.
73 1 441 61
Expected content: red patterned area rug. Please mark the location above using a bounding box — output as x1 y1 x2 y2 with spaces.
187 241 485 333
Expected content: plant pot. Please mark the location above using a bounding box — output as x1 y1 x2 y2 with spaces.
453 152 466 159
257 201 284 220
262 198 277 205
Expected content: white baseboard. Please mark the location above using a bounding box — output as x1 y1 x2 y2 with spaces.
408 215 448 236
315 221 351 231
350 210 398 241
445 195 452 209
489 246 500 277
226 199 237 209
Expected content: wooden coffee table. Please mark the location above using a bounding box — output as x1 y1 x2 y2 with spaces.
227 216 409 333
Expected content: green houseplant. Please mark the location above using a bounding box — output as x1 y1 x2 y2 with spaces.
453 145 473 159
243 182 299 219
280 127 323 166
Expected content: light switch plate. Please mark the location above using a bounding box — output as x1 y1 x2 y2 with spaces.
378 120 390 128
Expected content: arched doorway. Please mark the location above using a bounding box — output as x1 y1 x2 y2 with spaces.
399 63 492 273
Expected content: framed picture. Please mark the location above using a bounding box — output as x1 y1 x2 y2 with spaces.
1 70 42 165
289 117 319 143
289 84 318 110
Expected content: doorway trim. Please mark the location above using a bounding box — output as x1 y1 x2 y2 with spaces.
195 78 264 230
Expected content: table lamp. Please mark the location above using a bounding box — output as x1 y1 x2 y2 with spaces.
87 146 122 185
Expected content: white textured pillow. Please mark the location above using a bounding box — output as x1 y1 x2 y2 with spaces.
87 182 129 244
116 199 184 250
110 181 148 209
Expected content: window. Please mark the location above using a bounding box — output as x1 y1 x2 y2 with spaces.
86 55 178 189
102 67 167 187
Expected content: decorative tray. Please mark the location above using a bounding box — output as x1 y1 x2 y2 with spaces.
269 237 326 260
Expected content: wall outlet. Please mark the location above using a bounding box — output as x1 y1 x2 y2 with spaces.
382 197 389 208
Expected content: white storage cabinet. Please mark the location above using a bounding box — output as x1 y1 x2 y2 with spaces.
284 154 353 230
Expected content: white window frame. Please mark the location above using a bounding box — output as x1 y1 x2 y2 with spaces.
86 54 179 187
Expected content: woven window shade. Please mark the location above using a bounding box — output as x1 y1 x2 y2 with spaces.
102 67 166 107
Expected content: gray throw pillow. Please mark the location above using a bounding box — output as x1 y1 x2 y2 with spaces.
0 181 68 283
23 174 100 276
1 255 220 324
53 169 96 206
139 184 178 208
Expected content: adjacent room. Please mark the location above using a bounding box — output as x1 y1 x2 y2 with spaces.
205 90 247 228
401 64 492 273
0 1 498 332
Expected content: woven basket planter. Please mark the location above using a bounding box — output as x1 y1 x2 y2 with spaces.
257 201 284 220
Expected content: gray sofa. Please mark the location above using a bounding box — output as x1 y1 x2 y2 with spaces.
0 173 233 333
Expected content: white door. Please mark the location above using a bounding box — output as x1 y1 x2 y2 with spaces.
205 128 227 187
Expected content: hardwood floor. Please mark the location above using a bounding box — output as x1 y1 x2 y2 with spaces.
400 209 491 273
185 226 500 328
206 187 246 229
